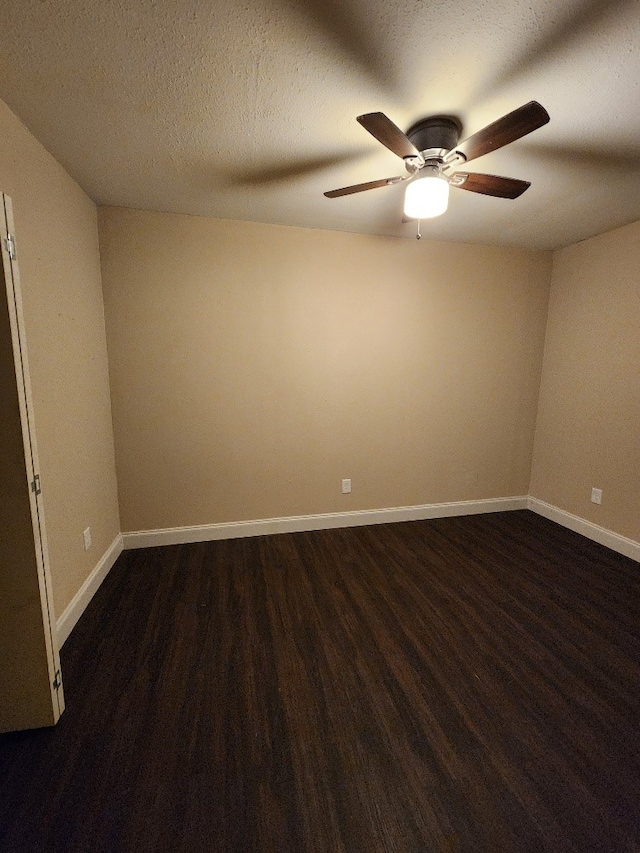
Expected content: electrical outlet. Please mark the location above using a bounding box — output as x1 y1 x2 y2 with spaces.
590 488 602 505
341 478 352 494
83 527 92 550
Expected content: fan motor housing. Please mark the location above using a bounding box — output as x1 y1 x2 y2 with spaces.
406 115 462 157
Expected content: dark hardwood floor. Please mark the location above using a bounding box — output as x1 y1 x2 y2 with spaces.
1 510 639 852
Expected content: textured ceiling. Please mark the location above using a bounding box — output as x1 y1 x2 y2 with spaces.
0 0 639 249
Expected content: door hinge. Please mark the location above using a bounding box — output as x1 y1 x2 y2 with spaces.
3 233 16 260
31 474 42 496
53 670 62 691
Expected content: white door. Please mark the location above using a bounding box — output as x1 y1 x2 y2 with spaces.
0 193 64 732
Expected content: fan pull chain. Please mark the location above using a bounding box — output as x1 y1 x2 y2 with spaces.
416 219 422 240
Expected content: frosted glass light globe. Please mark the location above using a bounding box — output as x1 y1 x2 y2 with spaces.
404 176 450 219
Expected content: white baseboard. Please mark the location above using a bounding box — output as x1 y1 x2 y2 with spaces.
527 497 639 563
121 496 528 549
56 533 124 647
59 497 636 646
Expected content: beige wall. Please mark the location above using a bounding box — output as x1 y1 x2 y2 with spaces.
99 207 552 532
0 100 120 616
530 220 640 542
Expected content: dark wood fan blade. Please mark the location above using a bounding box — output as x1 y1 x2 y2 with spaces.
456 101 550 163
452 172 531 199
357 113 419 160
324 176 405 198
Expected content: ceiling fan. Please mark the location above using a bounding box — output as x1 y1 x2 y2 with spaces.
324 101 550 221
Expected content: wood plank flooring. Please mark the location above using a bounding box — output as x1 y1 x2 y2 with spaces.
0 510 639 852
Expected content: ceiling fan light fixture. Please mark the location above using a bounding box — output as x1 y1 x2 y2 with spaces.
404 175 449 219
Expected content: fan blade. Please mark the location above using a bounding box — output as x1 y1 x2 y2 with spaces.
324 176 406 198
357 113 419 160
452 173 531 199
455 101 550 163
